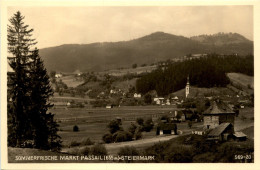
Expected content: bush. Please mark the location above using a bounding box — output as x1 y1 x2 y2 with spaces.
69 148 80 155
102 133 113 143
81 138 94 145
136 118 144 126
108 119 122 134
134 129 142 140
90 144 107 156
81 146 90 155
70 140 81 147
128 123 137 135
113 131 133 142
164 144 195 163
143 118 154 132
117 146 139 163
73 125 79 132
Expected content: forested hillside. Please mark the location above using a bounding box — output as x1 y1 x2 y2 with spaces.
40 32 253 72
136 54 253 96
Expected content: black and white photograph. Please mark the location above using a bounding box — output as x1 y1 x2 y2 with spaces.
1 1 259 169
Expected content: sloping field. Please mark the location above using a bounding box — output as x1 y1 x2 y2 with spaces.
58 75 84 88
227 72 254 89
171 86 235 98
101 65 157 76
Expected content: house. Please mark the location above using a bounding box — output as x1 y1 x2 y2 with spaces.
134 93 142 98
203 100 236 130
192 127 206 135
203 100 236 141
55 73 62 78
233 131 247 141
156 123 177 135
207 123 233 141
106 104 113 109
171 110 185 122
153 97 164 105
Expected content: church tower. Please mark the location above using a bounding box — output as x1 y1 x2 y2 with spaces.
185 76 190 98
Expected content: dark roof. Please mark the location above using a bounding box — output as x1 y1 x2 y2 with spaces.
203 101 235 115
158 123 176 130
208 123 231 136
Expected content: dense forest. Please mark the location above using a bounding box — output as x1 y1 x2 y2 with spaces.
136 54 253 96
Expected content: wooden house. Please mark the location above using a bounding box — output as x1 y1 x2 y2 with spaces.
203 100 236 130
156 123 177 135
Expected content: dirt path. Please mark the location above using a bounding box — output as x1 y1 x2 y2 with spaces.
62 135 180 155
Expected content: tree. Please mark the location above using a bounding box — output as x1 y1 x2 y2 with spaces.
132 63 137 69
50 71 56 78
136 118 144 126
188 121 192 129
7 11 61 150
107 119 122 134
144 93 152 104
7 11 37 146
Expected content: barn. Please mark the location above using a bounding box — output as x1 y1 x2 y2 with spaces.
156 123 177 135
207 122 233 141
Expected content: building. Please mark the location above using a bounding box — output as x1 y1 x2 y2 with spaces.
185 76 190 98
134 93 141 98
203 100 236 141
207 123 233 141
156 123 177 135
203 100 236 130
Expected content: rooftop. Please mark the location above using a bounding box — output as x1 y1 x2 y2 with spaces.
208 123 231 137
203 100 235 115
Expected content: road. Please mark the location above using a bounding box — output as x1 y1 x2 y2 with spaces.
62 134 180 155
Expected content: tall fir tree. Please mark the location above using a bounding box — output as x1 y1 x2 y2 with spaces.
8 11 37 146
29 49 62 150
7 11 61 150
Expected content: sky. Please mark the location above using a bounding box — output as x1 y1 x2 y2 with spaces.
8 6 253 49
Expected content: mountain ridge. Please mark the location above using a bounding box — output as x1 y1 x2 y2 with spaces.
39 32 253 72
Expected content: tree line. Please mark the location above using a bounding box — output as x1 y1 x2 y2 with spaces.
136 54 253 96
7 11 61 150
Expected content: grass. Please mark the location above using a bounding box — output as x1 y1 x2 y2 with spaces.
227 72 254 89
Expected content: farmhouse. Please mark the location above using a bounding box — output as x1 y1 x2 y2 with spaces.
202 100 237 141
156 123 177 135
207 123 233 141
134 93 142 98
203 100 235 130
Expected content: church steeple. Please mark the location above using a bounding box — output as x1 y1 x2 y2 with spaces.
186 76 190 98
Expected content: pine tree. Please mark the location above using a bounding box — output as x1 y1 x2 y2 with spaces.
8 11 37 146
7 11 61 150
29 49 61 150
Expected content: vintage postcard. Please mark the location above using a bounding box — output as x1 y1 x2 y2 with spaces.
1 0 259 170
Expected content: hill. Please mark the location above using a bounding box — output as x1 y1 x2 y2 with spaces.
39 32 253 72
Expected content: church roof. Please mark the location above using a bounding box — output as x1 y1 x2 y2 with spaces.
203 100 235 115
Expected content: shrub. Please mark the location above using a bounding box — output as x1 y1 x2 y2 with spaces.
164 144 194 163
102 133 113 143
113 131 133 142
73 125 79 132
117 146 139 163
143 118 154 132
90 144 107 156
108 119 122 134
81 138 94 145
134 129 142 140
70 140 81 147
81 146 91 155
69 148 80 155
136 118 144 126
128 123 137 135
